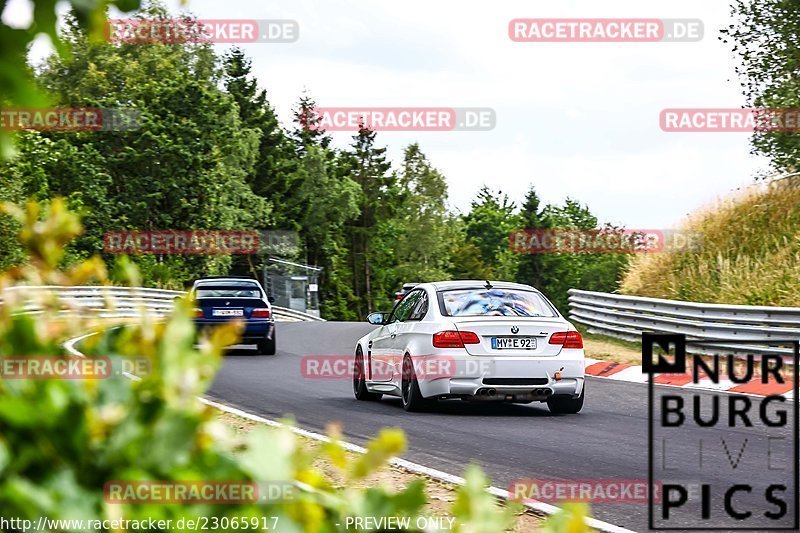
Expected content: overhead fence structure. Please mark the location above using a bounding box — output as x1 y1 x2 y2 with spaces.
568 289 800 358
0 286 325 322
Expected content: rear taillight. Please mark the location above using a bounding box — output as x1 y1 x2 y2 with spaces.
194 308 204 318
459 331 480 344
433 331 462 348
433 330 480 348
549 331 583 349
252 308 271 318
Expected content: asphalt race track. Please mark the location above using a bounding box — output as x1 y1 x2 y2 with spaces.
208 321 797 532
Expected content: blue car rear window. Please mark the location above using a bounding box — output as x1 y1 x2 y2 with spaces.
196 286 261 298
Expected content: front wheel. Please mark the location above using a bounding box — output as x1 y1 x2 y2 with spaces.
547 387 584 414
354 347 382 401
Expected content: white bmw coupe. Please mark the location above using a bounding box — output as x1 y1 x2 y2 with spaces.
353 280 586 413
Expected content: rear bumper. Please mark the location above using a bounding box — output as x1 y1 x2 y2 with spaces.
415 353 585 400
194 319 274 342
446 377 583 400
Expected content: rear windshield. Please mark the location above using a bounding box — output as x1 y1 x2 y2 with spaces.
195 285 261 299
439 288 557 317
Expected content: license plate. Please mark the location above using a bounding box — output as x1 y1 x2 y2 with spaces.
491 337 537 350
212 308 244 317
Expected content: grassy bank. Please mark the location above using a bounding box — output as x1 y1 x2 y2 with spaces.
621 177 800 306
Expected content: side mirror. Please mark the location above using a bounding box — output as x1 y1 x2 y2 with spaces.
366 312 388 325
267 295 276 304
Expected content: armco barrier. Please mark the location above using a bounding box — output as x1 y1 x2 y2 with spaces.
0 285 324 322
568 289 800 357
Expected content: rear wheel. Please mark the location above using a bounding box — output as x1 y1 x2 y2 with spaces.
401 356 433 412
353 347 382 401
547 387 584 414
258 331 276 355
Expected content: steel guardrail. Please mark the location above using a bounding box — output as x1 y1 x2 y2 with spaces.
568 289 799 357
0 286 325 322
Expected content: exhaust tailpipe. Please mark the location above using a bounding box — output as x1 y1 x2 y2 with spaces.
486 388 497 397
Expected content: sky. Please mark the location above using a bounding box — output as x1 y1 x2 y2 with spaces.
3 0 772 228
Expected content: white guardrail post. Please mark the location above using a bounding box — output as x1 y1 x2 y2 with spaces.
0 286 325 322
568 289 800 357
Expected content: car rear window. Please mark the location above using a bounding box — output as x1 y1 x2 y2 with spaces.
439 288 557 317
195 285 261 299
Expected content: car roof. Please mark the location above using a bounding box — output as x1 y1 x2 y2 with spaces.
194 278 261 286
195 275 255 280
425 280 541 292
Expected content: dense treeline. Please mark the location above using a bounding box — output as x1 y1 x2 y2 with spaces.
0 4 627 318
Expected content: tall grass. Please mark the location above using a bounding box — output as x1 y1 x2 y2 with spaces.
621 177 800 306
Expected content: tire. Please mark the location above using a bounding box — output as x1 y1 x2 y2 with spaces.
547 387 585 414
353 347 382 401
258 331 276 356
401 356 433 412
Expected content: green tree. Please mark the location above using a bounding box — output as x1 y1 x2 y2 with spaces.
282 94 365 319
31 6 270 286
389 145 453 278
363 143 460 309
293 146 361 319
343 126 396 316
544 198 598 231
288 91 332 156
462 186 520 281
446 223 494 281
515 185 551 287
721 0 800 170
535 198 629 313
224 47 296 228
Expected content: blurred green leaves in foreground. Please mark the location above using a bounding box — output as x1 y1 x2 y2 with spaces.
0 198 603 531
